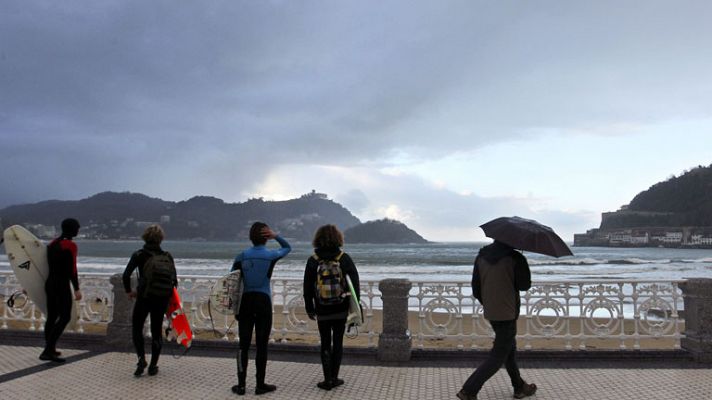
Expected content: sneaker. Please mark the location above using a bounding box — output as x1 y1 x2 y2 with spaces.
148 365 159 376
456 390 477 400
255 383 277 395
134 359 148 377
231 385 246 395
39 351 66 363
513 382 537 399
317 380 333 391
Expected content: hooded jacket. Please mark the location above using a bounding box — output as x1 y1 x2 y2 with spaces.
472 241 531 321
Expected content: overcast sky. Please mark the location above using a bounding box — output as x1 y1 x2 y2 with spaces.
2 1 711 241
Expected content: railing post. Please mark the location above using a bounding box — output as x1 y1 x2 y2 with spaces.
378 279 412 362
105 273 134 350
680 278 712 362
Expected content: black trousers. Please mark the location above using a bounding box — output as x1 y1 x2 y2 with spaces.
132 295 170 366
237 292 273 386
317 318 347 381
462 319 524 395
44 284 72 352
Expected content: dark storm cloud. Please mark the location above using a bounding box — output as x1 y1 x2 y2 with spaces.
1 1 711 208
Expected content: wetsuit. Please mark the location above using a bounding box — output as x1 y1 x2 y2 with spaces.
122 243 177 367
231 236 291 388
303 248 360 387
44 235 79 354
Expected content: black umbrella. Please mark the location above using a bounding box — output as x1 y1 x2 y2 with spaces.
480 216 573 257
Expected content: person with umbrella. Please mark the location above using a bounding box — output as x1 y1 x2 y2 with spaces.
457 217 571 400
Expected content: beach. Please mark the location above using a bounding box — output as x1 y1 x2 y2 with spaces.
0 301 681 351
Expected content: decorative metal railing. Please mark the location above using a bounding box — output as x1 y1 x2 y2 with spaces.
0 272 684 350
0 272 114 333
411 280 685 350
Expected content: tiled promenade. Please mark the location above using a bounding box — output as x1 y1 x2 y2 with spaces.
1 341 711 400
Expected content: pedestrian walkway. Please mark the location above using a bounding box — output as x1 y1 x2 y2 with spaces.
1 345 711 399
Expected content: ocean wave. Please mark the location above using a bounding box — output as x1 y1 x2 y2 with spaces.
530 257 712 267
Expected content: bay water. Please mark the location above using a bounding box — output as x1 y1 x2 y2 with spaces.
2 240 711 282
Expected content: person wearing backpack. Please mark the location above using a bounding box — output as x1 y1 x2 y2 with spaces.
230 222 291 396
302 224 360 391
122 224 177 377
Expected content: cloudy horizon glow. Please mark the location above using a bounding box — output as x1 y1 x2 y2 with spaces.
2 1 711 241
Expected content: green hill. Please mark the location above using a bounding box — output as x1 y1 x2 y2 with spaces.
600 164 712 229
344 218 429 244
0 191 361 241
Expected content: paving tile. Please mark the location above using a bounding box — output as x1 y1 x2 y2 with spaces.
0 345 711 399
0 345 86 374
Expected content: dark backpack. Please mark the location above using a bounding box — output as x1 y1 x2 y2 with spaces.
141 251 176 298
314 252 346 305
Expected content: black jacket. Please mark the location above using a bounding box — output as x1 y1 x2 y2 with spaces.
303 247 360 321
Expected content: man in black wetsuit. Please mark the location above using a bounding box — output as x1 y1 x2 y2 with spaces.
41 218 83 363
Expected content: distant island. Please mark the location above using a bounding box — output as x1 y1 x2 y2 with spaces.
0 190 428 244
574 164 712 248
344 218 429 244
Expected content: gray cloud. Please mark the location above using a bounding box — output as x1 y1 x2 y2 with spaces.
1 1 711 218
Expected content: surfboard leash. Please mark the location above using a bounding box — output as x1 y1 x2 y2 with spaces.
345 324 359 339
169 342 191 359
207 297 236 339
6 290 25 308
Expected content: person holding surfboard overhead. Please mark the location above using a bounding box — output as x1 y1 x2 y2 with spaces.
41 218 82 363
303 224 360 391
122 224 177 377
231 222 291 396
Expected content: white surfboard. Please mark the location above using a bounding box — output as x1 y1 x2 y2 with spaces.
209 270 243 315
2 225 78 329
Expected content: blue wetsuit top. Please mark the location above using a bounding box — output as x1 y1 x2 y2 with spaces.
231 236 291 298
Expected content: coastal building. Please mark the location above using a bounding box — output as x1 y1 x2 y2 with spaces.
651 231 683 245
575 227 712 248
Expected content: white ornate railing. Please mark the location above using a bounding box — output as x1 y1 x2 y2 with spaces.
0 272 114 333
412 280 685 350
0 272 684 350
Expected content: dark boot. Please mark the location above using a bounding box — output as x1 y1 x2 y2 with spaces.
456 389 478 400
331 350 344 387
317 349 333 390
39 349 65 363
235 350 247 395
255 383 276 395
133 358 147 377
254 357 276 396
513 381 537 399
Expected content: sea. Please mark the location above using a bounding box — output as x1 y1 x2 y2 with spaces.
2 240 712 282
